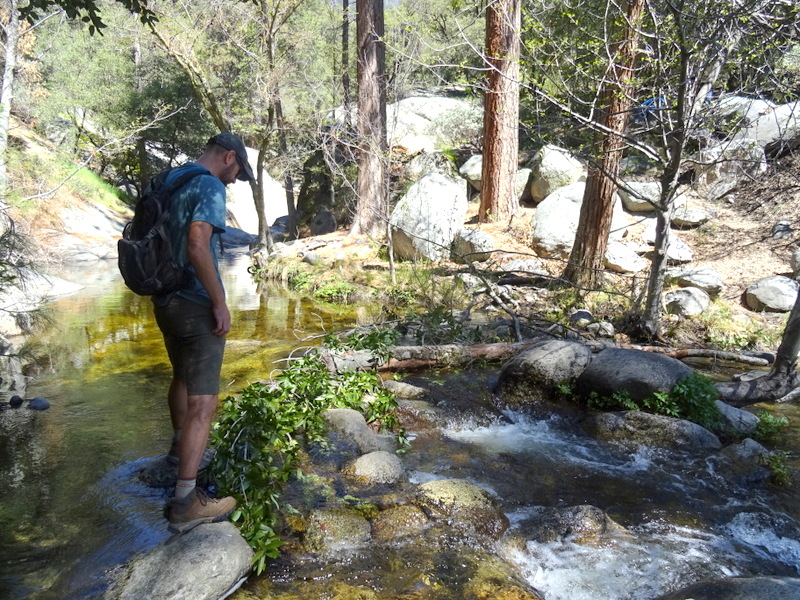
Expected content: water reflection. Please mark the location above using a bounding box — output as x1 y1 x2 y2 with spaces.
0 254 360 599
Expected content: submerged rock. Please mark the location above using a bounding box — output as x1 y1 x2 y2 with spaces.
414 478 509 539
323 408 384 455
26 397 50 411
304 506 371 554
515 505 626 544
112 522 252 600
370 504 429 543
582 411 722 453
344 450 405 485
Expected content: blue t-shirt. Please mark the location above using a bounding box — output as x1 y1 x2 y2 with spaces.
153 162 227 307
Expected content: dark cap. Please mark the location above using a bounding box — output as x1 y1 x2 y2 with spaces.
208 132 255 182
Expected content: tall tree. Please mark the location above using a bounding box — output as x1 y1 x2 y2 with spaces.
0 0 21 217
479 0 521 223
562 0 644 289
350 0 387 237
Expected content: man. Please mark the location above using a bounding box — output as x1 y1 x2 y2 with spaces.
153 132 254 534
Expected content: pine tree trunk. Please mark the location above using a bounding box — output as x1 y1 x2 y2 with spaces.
563 0 644 288
0 0 20 222
351 0 387 238
479 0 521 223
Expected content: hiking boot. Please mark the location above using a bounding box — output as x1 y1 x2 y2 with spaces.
165 487 237 534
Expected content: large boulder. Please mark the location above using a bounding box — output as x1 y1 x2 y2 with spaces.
112 523 253 600
582 410 722 452
642 223 694 263
386 96 482 154
323 408 384 455
575 348 693 402
664 287 711 317
666 267 724 296
531 182 629 258
228 146 287 233
344 450 405 485
734 101 800 157
370 505 430 543
390 173 468 262
618 181 660 212
692 139 767 200
529 145 584 203
653 576 800 600
406 151 460 183
451 227 494 263
459 155 484 192
496 340 593 410
295 150 355 234
414 478 509 539
604 240 648 274
745 275 799 312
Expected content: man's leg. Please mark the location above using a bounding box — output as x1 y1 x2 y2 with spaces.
177 393 218 480
167 378 187 458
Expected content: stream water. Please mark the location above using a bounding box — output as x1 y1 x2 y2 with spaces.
0 255 798 599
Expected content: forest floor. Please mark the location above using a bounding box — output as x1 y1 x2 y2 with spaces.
304 154 800 352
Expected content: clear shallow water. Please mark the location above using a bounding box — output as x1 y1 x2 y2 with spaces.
0 254 360 599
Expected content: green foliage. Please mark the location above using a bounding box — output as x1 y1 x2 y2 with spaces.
211 333 405 574
762 451 792 486
325 327 401 364
754 411 790 442
581 372 721 429
313 278 355 304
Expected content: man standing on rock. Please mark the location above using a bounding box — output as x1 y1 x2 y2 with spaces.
153 132 254 533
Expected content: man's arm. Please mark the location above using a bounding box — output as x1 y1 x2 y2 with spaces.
187 220 230 336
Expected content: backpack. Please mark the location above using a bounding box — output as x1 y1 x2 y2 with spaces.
117 167 209 295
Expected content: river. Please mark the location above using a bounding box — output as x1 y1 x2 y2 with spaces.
0 255 798 599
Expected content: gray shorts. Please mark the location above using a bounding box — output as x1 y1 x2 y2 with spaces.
153 295 226 396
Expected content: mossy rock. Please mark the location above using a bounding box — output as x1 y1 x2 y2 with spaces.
370 505 430 543
414 479 509 539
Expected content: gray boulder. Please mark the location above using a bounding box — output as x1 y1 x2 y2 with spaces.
653 576 800 600
791 247 800 278
531 182 628 258
745 275 799 312
323 408 383 455
113 523 253 600
735 101 800 157
458 154 484 191
501 258 547 275
665 287 711 317
516 168 533 200
714 95 777 125
451 227 494 263
405 151 459 183
666 267 724 296
692 139 767 200
383 379 427 399
642 223 694 263
575 348 693 402
344 450 404 484
618 181 660 212
529 145 584 203
414 478 509 539
714 401 759 436
605 240 648 274
672 204 712 228
583 410 722 452
390 173 468 262
496 340 593 409
386 96 482 154
714 438 772 486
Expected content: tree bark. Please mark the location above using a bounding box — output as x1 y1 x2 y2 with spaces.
563 0 644 288
0 0 20 221
351 0 387 238
478 0 521 223
341 0 352 130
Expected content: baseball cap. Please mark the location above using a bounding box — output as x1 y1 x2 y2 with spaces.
208 132 255 182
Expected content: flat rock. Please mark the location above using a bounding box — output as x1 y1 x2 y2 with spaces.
653 576 800 600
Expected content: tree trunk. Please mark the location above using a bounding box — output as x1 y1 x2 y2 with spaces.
562 0 644 288
0 0 20 222
478 0 521 223
351 0 387 238
341 0 352 130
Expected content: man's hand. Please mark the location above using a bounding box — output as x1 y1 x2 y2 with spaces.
212 302 231 336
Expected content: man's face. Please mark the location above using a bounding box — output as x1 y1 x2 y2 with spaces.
221 151 240 185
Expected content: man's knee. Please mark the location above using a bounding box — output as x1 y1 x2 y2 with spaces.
186 394 219 422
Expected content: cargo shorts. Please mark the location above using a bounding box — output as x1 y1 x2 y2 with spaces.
153 295 226 396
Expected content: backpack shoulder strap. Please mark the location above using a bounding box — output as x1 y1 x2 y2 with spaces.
156 166 213 203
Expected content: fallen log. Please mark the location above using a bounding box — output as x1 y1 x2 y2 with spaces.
623 345 771 367
318 339 545 373
318 339 773 375
717 372 800 407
